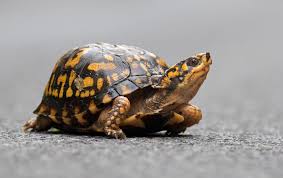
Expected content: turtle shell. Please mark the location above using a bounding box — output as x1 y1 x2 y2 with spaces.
34 42 169 127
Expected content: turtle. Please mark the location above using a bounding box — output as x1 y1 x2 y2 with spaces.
23 42 212 139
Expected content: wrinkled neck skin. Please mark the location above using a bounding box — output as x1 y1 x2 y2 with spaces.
144 73 207 114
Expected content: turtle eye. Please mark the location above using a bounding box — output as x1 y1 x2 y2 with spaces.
187 57 199 67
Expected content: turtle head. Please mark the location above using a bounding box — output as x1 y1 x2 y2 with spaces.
152 52 212 97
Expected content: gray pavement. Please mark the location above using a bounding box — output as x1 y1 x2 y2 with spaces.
0 1 282 178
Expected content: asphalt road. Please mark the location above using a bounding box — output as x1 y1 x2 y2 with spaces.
0 1 282 178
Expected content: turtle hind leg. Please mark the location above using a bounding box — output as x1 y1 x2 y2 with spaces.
22 115 53 132
164 104 202 136
96 96 130 139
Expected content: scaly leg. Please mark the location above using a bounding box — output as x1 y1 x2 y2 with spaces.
165 104 202 135
96 96 130 139
22 115 53 132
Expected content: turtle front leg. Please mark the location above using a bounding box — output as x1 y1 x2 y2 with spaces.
22 115 53 132
97 96 130 139
164 104 202 135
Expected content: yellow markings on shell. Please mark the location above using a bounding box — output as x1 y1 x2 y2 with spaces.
38 104 47 114
76 113 88 125
74 107 87 125
62 117 71 125
112 73 119 81
52 89 59 97
80 90 90 98
104 54 114 61
89 101 99 114
62 107 71 125
66 70 77 98
156 58 168 67
83 77 94 88
48 74 55 95
90 89 95 96
49 108 60 124
65 48 90 68
102 94 112 103
97 78 104 91
87 62 116 71
75 90 80 97
57 74 67 98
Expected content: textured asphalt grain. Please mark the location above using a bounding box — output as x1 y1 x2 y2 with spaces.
0 1 283 178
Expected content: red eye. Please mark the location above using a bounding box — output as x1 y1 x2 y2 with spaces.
187 58 199 67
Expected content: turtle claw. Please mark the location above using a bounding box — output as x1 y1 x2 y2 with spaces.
105 127 127 139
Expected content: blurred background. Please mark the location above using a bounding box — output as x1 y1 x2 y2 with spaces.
0 0 282 178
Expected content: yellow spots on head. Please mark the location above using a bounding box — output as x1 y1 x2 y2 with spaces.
65 48 90 68
57 74 67 98
112 73 119 81
181 63 189 71
156 58 168 67
90 89 95 96
89 101 99 114
87 62 116 71
102 94 112 103
167 67 180 79
104 54 114 61
97 78 104 91
83 77 94 88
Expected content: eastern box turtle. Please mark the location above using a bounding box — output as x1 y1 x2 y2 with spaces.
23 42 212 139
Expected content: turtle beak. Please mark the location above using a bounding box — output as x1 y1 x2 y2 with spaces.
202 52 212 65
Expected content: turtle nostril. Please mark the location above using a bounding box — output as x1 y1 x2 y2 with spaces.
205 52 210 61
